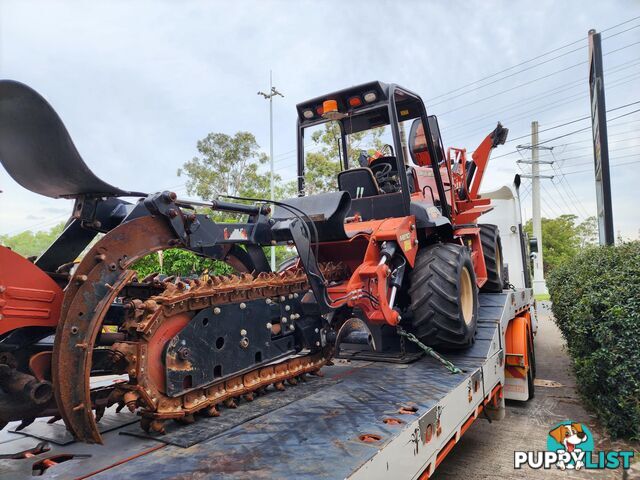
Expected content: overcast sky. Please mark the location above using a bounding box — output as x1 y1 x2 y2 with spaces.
1 0 639 238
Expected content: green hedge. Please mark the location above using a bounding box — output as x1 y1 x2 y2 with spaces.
548 241 640 440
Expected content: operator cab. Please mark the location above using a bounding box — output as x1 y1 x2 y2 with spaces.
293 81 452 226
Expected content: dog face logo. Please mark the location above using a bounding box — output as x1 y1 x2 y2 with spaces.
549 423 587 453
547 422 592 470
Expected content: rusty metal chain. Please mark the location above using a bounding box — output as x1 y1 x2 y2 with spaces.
396 327 465 375
108 263 349 434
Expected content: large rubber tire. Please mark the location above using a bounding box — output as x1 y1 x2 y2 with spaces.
479 224 504 293
526 339 536 400
408 243 479 349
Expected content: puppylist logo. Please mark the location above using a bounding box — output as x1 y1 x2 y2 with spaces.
514 421 634 471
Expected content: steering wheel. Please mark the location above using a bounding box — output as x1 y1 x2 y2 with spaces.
371 162 400 193
371 162 392 182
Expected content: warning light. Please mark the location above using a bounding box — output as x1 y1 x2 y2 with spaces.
322 99 345 120
348 96 362 107
363 91 377 103
323 99 338 113
302 109 314 119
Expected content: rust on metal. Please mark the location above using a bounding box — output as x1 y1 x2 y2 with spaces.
52 215 349 443
382 417 404 425
52 216 177 443
358 433 382 443
398 405 418 415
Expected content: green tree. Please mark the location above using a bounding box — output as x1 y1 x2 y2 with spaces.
178 131 291 201
157 131 294 276
576 216 598 247
133 249 233 278
303 121 386 194
524 214 599 274
0 222 65 258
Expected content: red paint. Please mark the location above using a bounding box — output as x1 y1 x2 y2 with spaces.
0 246 62 335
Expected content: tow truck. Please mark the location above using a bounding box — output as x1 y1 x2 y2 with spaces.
0 80 537 479
0 182 536 480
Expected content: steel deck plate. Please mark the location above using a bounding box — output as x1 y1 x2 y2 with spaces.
120 376 341 448
0 293 518 479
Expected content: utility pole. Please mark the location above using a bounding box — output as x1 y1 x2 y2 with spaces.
258 71 284 271
518 121 553 296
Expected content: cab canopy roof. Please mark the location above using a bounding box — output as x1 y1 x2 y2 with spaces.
296 81 424 133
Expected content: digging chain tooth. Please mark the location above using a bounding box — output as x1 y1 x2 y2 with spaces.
140 416 152 433
161 282 178 296
95 405 106 422
123 391 139 412
175 414 195 425
47 415 62 424
223 398 237 409
106 389 125 409
143 299 159 313
204 405 220 417
16 418 35 431
150 419 166 434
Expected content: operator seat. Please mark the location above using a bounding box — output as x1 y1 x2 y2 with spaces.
337 167 380 199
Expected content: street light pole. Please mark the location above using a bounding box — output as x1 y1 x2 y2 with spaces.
258 71 284 271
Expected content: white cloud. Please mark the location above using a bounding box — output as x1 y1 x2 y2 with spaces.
1 0 638 237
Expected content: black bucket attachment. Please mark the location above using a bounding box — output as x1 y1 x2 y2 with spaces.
0 80 144 198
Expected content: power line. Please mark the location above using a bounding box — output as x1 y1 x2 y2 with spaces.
425 15 640 103
442 71 640 145
556 176 592 218
550 144 640 163
539 182 565 217
517 148 578 219
441 59 640 135
549 153 592 217
531 107 640 147
556 132 640 149
489 105 640 160
553 159 640 175
436 60 587 117
540 153 640 172
435 39 640 118
429 44 588 108
506 100 640 144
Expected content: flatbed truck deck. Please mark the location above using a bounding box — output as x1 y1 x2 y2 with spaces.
0 290 535 479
